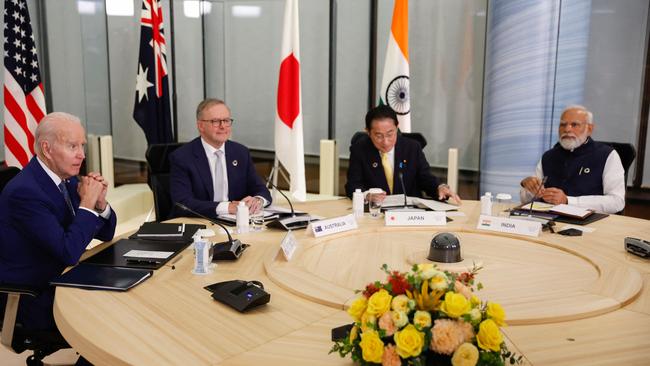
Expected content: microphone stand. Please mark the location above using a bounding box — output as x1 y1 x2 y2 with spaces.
175 202 247 260
265 177 313 230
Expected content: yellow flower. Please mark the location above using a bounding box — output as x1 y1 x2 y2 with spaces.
486 302 506 326
367 289 392 317
417 263 437 279
394 324 425 358
347 296 367 321
391 294 410 312
413 310 432 329
391 310 409 328
470 295 481 307
440 292 471 318
359 330 384 363
349 325 359 343
430 272 450 291
476 319 503 352
360 311 377 332
451 342 479 366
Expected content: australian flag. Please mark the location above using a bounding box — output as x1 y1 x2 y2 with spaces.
133 0 173 145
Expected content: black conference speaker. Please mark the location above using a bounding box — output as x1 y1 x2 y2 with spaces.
208 280 270 312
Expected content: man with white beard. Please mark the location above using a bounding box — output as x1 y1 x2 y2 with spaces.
520 105 625 213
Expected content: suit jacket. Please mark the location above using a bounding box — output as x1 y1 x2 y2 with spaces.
169 138 271 218
345 135 440 198
0 157 117 330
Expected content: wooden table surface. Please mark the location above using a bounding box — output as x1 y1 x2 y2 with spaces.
54 199 650 365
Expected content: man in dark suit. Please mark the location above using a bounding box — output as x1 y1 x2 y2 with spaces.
0 112 117 332
170 98 271 218
345 105 460 202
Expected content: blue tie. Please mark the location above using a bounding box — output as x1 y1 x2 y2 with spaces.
58 181 76 216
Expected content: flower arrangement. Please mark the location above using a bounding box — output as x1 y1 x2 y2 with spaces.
330 264 521 366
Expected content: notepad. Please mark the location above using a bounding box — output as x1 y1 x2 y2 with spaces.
123 250 174 260
550 204 593 219
134 222 185 237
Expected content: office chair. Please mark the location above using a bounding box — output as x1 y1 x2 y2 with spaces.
601 142 636 184
350 131 428 149
145 143 184 221
0 166 71 365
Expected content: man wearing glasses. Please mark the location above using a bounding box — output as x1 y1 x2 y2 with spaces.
170 98 271 217
520 105 625 213
345 105 460 202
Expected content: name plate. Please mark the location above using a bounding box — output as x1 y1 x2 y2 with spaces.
311 214 358 238
476 215 541 237
280 231 298 261
385 211 446 226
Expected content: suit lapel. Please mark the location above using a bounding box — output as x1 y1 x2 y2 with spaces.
224 141 236 200
28 157 72 220
369 145 389 193
191 138 214 200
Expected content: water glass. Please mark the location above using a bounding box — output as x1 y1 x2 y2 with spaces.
367 188 385 218
250 211 265 231
495 193 513 217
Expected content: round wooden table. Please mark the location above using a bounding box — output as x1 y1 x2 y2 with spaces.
54 200 650 365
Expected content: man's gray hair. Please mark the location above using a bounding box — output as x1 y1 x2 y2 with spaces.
196 98 227 120
34 112 82 154
562 104 593 124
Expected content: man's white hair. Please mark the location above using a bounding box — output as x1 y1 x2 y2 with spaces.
562 104 593 124
34 112 82 154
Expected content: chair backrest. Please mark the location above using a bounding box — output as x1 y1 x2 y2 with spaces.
601 142 636 184
145 143 184 221
349 131 428 151
0 166 20 193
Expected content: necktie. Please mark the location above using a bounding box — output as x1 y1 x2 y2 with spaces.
58 181 75 216
213 150 225 201
381 152 393 194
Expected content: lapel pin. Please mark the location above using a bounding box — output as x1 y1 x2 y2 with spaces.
584 168 590 174
232 160 238 166
372 162 378 168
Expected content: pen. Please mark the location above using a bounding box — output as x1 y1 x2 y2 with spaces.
167 254 183 270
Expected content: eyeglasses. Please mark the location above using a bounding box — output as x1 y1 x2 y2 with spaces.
559 120 586 129
200 118 234 127
370 130 396 142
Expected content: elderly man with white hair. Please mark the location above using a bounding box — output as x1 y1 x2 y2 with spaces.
0 112 116 338
520 105 626 213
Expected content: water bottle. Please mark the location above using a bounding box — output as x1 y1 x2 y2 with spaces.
192 235 210 275
236 201 249 234
481 192 493 216
352 189 364 218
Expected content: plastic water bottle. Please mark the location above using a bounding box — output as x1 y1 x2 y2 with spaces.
352 189 364 218
480 192 493 216
192 236 210 275
236 201 249 234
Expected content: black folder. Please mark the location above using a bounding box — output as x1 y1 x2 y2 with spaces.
83 238 189 269
129 223 206 241
50 263 152 291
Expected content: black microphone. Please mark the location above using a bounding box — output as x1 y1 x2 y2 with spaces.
266 178 296 218
398 171 408 208
174 202 247 260
265 178 312 231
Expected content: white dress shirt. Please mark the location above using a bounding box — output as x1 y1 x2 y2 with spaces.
521 150 626 214
200 138 268 215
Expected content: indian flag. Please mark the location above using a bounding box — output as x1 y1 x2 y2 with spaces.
379 0 410 132
274 0 307 201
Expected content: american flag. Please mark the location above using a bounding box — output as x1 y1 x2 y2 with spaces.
3 0 46 168
133 0 173 145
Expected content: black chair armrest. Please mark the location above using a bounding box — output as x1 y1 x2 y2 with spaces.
0 283 39 297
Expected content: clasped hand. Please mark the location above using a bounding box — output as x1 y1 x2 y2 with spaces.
77 172 109 212
521 176 567 205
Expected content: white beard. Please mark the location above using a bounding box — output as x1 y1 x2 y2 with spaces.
559 134 587 151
